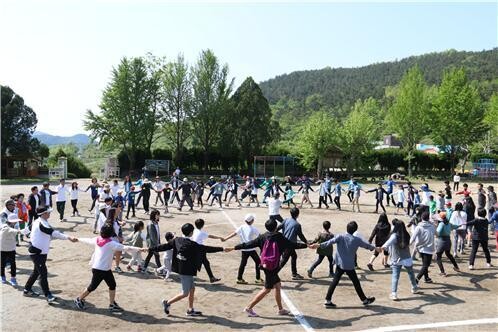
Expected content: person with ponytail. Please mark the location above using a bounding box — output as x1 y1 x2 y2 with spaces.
376 218 419 301
435 212 460 276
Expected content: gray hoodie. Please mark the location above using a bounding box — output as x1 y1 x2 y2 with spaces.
410 220 436 254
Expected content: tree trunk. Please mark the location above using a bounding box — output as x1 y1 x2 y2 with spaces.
128 150 136 173
317 157 323 180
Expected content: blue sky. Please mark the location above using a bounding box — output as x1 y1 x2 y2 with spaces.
1 0 496 135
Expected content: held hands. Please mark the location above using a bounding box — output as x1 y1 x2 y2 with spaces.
68 236 78 243
308 243 319 249
140 248 150 253
375 247 382 253
224 247 234 252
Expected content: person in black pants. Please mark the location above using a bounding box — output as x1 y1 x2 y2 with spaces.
410 211 436 283
142 210 162 272
278 208 307 280
467 208 492 269
141 179 152 214
309 221 375 307
367 183 388 213
28 186 40 229
307 220 334 278
23 207 77 302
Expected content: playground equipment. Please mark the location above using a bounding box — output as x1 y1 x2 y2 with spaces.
49 157 67 179
253 156 296 178
472 158 498 180
101 157 120 179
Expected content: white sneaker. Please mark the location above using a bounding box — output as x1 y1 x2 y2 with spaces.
389 293 399 301
469 265 474 270
486 263 492 267
411 286 420 294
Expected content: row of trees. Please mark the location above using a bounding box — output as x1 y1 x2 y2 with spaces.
295 66 498 177
84 50 278 172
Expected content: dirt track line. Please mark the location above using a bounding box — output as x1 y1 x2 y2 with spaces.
221 210 315 332
358 317 498 332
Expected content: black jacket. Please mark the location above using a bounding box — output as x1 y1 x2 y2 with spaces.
39 189 56 207
150 237 223 276
28 193 41 217
368 223 392 246
466 217 490 241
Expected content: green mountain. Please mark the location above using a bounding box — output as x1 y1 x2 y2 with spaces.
259 48 498 119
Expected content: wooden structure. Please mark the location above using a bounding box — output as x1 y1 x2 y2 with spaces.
1 156 40 178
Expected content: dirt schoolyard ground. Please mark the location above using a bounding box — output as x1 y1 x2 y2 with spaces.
1 179 497 331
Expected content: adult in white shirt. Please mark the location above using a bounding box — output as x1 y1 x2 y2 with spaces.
55 179 70 222
268 193 283 223
23 206 77 302
70 182 86 217
192 219 223 282
153 176 165 206
74 223 144 311
453 173 461 191
221 214 263 284
449 202 467 256
111 180 121 198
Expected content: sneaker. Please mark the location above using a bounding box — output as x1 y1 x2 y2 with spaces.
453 266 460 272
236 279 248 284
329 273 335 278
486 263 492 268
210 277 221 283
74 297 85 310
469 265 474 270
109 301 124 312
411 286 420 294
1 276 6 284
439 272 447 277
254 279 264 285
307 270 313 278
114 267 123 273
366 263 374 271
362 297 375 305
23 289 40 297
244 308 259 317
126 265 132 272
425 278 433 283
324 301 336 308
9 277 17 287
278 309 290 315
292 274 304 280
186 309 202 316
390 293 399 301
47 293 57 303
162 299 170 316
384 264 390 268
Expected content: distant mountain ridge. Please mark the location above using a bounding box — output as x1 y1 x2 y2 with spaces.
34 131 90 146
259 48 498 111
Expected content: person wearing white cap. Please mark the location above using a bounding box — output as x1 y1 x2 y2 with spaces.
153 176 166 206
221 214 263 285
23 206 78 303
0 199 17 224
1 214 28 286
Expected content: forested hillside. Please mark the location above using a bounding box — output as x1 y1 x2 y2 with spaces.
260 48 498 121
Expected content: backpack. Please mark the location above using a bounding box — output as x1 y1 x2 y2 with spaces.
260 239 280 270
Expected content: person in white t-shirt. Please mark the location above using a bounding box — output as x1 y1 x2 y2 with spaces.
268 193 283 223
153 176 166 206
453 173 461 191
395 185 406 215
55 179 70 222
111 180 121 198
70 182 86 217
192 219 223 283
221 214 263 284
74 223 145 311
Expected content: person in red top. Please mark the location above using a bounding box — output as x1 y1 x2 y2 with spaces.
455 183 471 197
16 193 30 244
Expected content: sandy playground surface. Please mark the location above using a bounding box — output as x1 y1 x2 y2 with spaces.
1 179 498 332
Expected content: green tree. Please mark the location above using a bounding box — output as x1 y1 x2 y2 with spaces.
84 57 161 170
191 49 233 172
338 100 379 175
387 66 430 176
161 54 192 165
228 77 279 170
430 67 486 173
295 111 338 178
1 85 39 157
